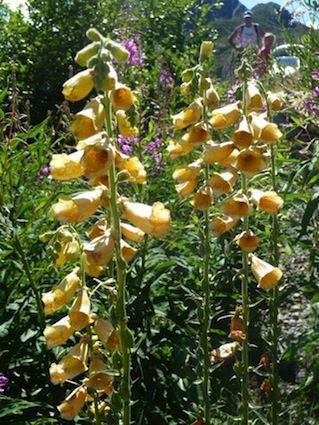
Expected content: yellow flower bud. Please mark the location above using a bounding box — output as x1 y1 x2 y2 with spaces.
70 96 105 140
220 190 252 219
57 385 87 421
246 82 263 112
199 76 211 91
249 254 283 290
68 289 91 331
249 189 284 214
106 39 130 63
100 63 118 91
190 185 213 210
88 353 113 392
232 116 254 149
180 82 192 96
203 86 220 110
203 141 235 164
44 316 74 349
120 222 145 243
209 215 238 237
181 68 194 83
84 228 115 267
199 41 214 62
75 42 100 67
110 84 134 111
208 167 237 196
251 113 282 143
209 103 240 129
234 147 270 176
42 267 80 315
172 99 203 130
62 69 94 102
121 200 171 238
234 229 260 252
50 151 84 181
51 187 103 223
50 338 89 385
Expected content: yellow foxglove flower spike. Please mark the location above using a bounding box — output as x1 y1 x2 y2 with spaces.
172 99 203 130
208 167 238 196
209 102 240 129
190 185 214 210
234 229 260 252
232 116 254 149
110 84 134 111
50 151 84 181
51 187 104 223
42 267 81 315
120 222 145 243
203 141 235 164
62 69 94 102
69 288 91 331
234 147 270 176
172 159 202 182
44 315 74 348
49 337 89 385
70 96 105 140
220 190 252 219
121 200 171 237
249 189 284 215
57 385 88 421
88 353 113 392
249 254 283 290
84 228 115 267
250 113 282 143
209 215 238 237
246 82 263 112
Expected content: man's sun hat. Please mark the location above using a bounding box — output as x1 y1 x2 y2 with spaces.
243 10 253 18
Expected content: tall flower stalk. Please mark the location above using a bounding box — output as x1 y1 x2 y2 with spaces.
40 28 171 424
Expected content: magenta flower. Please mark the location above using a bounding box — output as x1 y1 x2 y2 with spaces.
0 374 8 393
313 86 319 96
311 69 319 79
122 38 142 66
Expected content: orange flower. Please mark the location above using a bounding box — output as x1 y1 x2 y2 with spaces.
249 189 283 215
249 254 283 290
57 385 87 421
209 215 237 237
208 167 237 196
220 190 251 219
234 229 260 252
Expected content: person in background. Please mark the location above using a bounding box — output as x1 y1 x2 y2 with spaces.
256 32 276 75
228 10 265 51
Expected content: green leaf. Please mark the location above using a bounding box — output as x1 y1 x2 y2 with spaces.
300 193 319 235
0 396 42 418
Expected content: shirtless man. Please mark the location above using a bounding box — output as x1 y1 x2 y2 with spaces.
228 10 265 51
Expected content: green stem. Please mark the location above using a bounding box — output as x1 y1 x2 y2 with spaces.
104 95 131 425
241 173 249 425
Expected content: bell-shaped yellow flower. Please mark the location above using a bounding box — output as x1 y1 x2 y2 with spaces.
246 82 263 112
267 92 282 111
115 152 146 184
121 200 171 237
121 239 137 262
69 288 91 331
110 84 134 111
250 189 284 214
251 113 282 143
190 185 213 210
82 252 104 277
57 385 87 421
234 229 260 252
180 82 192 96
208 167 237 196
51 187 103 223
175 179 197 198
181 122 210 145
234 147 270 176
50 338 89 385
220 190 252 219
232 116 254 149
120 222 145 243
70 96 105 140
80 145 113 179
44 315 74 349
62 69 94 102
209 103 240 129
88 353 113 392
50 151 84 181
89 174 109 188
211 342 238 363
203 141 235 164
93 316 114 346
209 215 238 237
217 148 240 167
249 254 283 290
172 99 203 130
86 218 108 240
116 110 138 137
53 230 81 268
203 86 220 110
172 159 202 182
84 228 115 266
42 267 80 315
167 139 195 159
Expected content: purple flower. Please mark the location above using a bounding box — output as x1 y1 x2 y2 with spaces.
144 134 163 172
122 38 142 66
311 69 319 79
313 86 319 96
117 134 140 155
37 165 49 183
303 98 319 115
0 374 8 394
159 69 174 87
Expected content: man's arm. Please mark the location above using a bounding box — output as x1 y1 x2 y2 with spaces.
228 26 241 49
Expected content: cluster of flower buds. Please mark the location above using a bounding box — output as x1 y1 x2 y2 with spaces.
41 28 170 421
